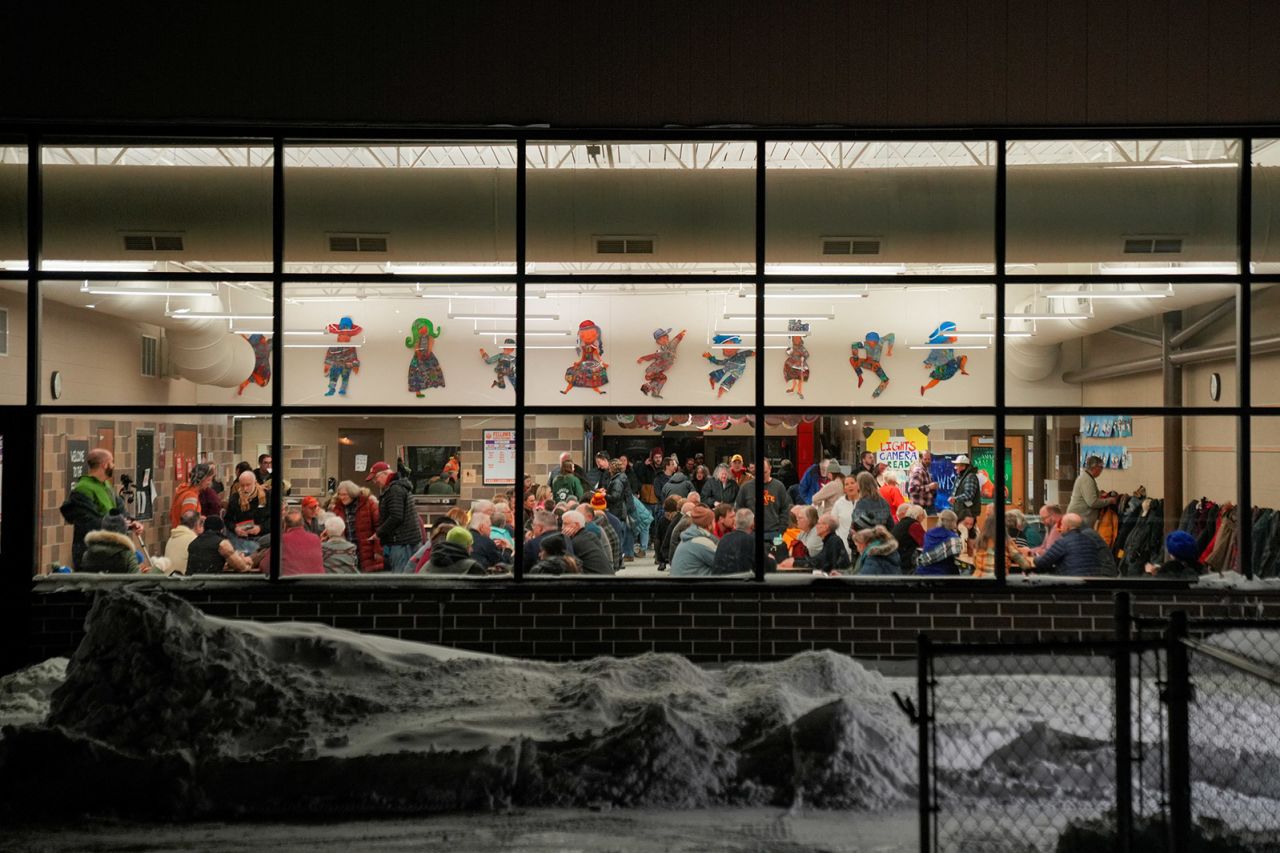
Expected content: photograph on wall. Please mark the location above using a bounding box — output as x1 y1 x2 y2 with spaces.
1081 444 1131 470
1081 415 1133 438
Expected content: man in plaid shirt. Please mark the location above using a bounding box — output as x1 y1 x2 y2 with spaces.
907 450 939 512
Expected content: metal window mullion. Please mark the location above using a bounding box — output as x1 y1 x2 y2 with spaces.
994 140 1007 584
1238 138 1253 578
514 139 527 581
268 137 284 583
754 139 766 583
23 138 41 579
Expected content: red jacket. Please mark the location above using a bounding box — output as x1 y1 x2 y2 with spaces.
259 526 325 576
331 492 384 572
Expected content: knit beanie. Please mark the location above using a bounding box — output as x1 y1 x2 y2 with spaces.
101 513 129 535
1165 530 1198 563
589 491 608 510
446 526 474 550
689 505 715 530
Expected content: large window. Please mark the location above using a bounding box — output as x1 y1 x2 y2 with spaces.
10 130 1266 583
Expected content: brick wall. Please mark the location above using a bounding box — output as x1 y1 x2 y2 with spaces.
26 579 1280 666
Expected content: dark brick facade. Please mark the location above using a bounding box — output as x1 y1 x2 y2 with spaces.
26 578 1280 665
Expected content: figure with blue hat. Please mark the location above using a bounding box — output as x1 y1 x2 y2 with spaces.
920 320 968 397
637 327 686 398
479 337 517 390
323 316 363 396
701 335 755 398
849 330 895 398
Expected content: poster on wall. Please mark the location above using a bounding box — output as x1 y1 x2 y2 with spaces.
968 445 1013 504
1081 415 1133 438
1081 444 1131 470
66 440 89 493
134 429 155 521
930 455 959 514
483 429 515 486
866 427 929 473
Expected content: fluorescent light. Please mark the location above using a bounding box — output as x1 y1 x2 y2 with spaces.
386 262 517 275
476 330 569 337
763 292 867 299
167 311 273 320
982 313 1092 321
714 331 793 338
766 263 906 275
908 344 990 350
949 330 1034 338
1043 290 1170 300
82 288 217 298
421 293 517 300
41 260 157 272
722 312 834 320
1096 263 1237 275
451 312 554 321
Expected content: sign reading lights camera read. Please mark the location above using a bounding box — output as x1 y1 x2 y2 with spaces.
483 429 515 486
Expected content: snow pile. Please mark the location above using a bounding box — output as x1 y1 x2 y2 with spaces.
1205 628 1280 669
0 589 917 817
0 657 67 730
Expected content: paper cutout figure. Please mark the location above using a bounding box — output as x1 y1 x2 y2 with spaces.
850 331 896 398
920 321 969 396
237 334 271 395
479 337 517 390
562 320 609 395
637 327 686 399
323 316 362 396
701 334 756 398
782 334 810 399
406 317 445 397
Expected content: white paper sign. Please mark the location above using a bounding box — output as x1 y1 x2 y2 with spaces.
355 454 369 472
483 429 515 486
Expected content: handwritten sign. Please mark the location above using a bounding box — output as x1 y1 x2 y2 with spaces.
866 427 930 471
483 429 515 486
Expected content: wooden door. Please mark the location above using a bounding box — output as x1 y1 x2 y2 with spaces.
338 428 384 487
173 426 197 485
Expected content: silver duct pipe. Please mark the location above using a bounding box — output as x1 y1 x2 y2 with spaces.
1060 334 1280 383
1168 298 1236 348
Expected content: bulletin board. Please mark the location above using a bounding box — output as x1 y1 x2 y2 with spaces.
483 429 515 486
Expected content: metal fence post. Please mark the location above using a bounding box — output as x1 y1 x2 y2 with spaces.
1165 610 1192 853
1114 591 1133 853
917 634 932 853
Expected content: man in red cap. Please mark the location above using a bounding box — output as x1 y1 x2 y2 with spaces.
299 495 322 536
366 460 422 573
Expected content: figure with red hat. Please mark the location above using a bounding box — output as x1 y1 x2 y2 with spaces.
323 316 363 397
562 320 609 395
637 327 686 399
701 335 755 398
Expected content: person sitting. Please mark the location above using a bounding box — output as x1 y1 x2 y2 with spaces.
489 507 517 552
410 520 458 572
891 503 927 573
852 525 900 575
713 508 756 574
524 508 572 568
1147 530 1203 579
80 513 140 574
164 509 201 576
187 515 253 574
782 505 822 562
1032 512 1118 577
711 502 735 539
299 496 323 536
1005 510 1030 549
422 526 485 575
560 510 614 575
467 512 508 570
851 472 892 532
1030 504 1065 557
224 470 270 552
662 500 697 568
320 514 359 573
528 532 581 575
972 507 1033 578
915 510 963 576
670 505 719 576
257 508 324 576
780 512 851 574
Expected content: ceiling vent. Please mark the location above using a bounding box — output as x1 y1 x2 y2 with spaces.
123 233 185 252
140 334 160 378
1123 237 1183 254
328 234 389 253
594 236 655 255
822 237 882 256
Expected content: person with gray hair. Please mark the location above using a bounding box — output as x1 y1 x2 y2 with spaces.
890 502 927 573
780 511 851 573
916 509 964 575
467 511 506 570
320 513 359 573
523 507 571 568
164 509 203 576
559 509 613 575
1066 455 1116 527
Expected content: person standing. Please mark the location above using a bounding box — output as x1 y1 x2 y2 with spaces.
1067 455 1116 528
60 448 140 569
906 451 939 511
949 455 982 523
368 460 422 573
734 458 793 543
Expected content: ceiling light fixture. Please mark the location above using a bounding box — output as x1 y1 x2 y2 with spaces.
981 312 1092 321
1042 290 1170 300
907 344 990 350
765 263 906 275
451 312 556 321
82 288 217 298
166 311 273 320
761 292 868 300
386 262 518 275
722 312 834 321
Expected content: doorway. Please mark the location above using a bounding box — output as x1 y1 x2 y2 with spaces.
338 428 384 487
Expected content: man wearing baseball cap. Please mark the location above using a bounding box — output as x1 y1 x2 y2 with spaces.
948 455 981 523
299 495 323 536
366 460 422 573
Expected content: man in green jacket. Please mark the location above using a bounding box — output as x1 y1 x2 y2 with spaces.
59 448 141 569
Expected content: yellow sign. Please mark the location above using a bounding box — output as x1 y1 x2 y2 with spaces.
866 428 929 470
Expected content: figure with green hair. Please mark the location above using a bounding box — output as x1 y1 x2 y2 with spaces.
406 317 445 397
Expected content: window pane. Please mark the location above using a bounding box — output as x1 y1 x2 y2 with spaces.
525 282 757 406
0 282 27 404
1251 416 1279 577
0 142 27 404
282 414 515 576
1253 284 1280 405
40 413 269 578
41 143 273 272
526 142 755 274
1253 139 1280 273
762 282 995 406
1006 139 1239 274
284 143 516 274
39 280 274 405
1004 282 1237 409
281 282 514 405
766 141 995 274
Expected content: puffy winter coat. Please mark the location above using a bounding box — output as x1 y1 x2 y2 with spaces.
606 472 632 522
79 529 139 574
854 537 901 576
1034 528 1117 577
375 475 422 546
569 528 614 575
712 528 755 574
798 530 853 573
60 487 124 569
422 541 485 575
670 525 719 576
321 537 359 574
662 472 694 501
852 494 892 532
700 477 738 507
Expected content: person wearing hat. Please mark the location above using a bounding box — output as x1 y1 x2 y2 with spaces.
637 327 686 399
948 455 982 523
670 505 719 576
1148 530 1203 579
920 321 969 397
729 453 748 485
323 316 363 397
299 495 323 536
79 512 141 574
702 335 756 398
422 525 485 575
368 460 423 573
479 338 517 390
170 462 213 530
587 490 624 571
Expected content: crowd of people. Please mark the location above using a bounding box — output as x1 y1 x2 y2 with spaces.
58 444 1203 580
